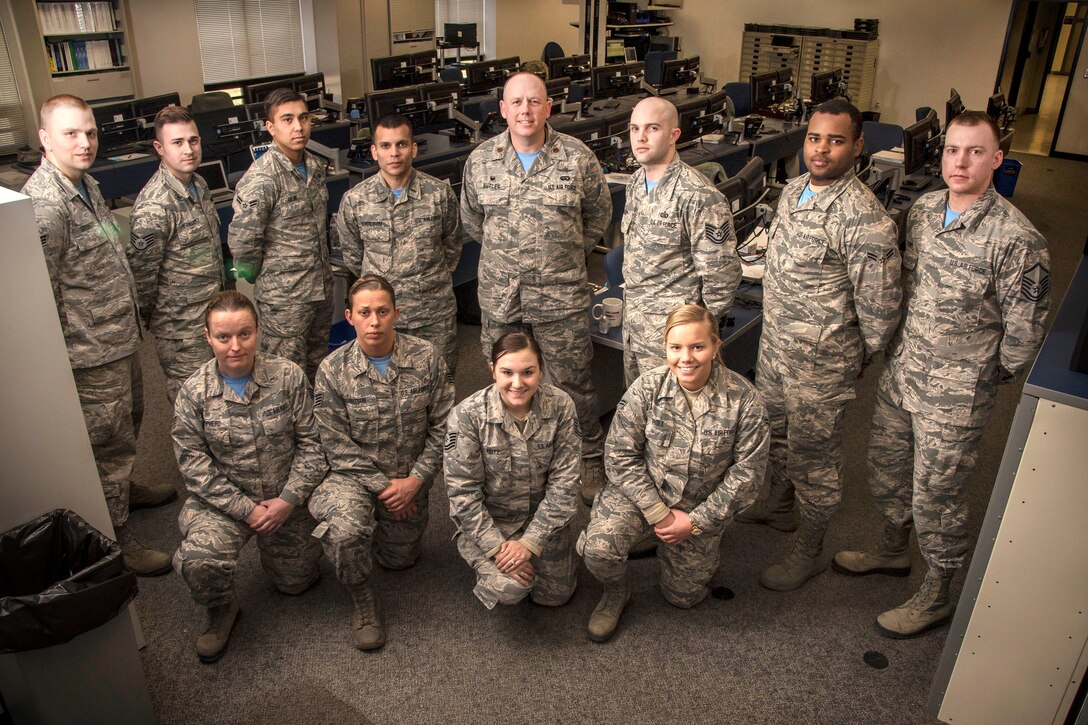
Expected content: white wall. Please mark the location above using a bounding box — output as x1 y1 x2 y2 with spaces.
125 0 204 104
496 0 581 63
670 0 1015 127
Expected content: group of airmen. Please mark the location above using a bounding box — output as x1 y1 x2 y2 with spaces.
24 68 1049 661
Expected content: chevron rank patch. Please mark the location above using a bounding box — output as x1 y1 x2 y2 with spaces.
706 223 728 245
1020 262 1049 302
314 391 324 407
131 230 154 251
444 431 458 451
865 248 897 262
240 198 259 210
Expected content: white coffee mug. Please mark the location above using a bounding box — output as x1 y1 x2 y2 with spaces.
592 297 624 329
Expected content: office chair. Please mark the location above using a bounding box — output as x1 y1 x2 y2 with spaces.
190 92 234 114
440 66 463 83
862 121 904 155
542 42 565 62
604 244 625 289
724 82 752 117
644 50 677 87
916 106 935 122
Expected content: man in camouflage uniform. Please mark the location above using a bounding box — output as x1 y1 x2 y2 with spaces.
738 99 902 593
621 96 741 383
336 113 461 379
309 277 454 650
23 94 174 576
128 105 225 403
173 296 326 662
834 112 1050 637
445 382 581 609
461 72 613 501
579 329 769 641
229 87 331 381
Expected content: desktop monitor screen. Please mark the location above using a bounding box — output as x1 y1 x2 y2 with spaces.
245 79 290 106
749 70 778 112
464 56 520 94
986 90 1009 126
558 116 603 144
660 55 700 90
590 62 644 99
544 77 571 105
419 81 462 110
945 88 965 129
675 96 709 145
132 92 182 126
366 86 450 135
903 109 942 176
444 23 477 48
810 68 844 105
372 53 436 91
547 54 591 83
93 101 139 150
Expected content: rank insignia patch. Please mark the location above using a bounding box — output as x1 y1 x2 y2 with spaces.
706 223 728 245
1020 262 1049 302
131 231 154 250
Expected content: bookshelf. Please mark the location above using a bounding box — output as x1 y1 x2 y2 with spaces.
34 1 134 101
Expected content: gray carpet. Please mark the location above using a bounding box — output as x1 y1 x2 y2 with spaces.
127 152 1087 724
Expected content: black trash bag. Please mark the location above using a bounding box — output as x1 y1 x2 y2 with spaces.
0 509 138 654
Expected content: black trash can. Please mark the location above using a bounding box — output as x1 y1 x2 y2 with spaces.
0 509 138 654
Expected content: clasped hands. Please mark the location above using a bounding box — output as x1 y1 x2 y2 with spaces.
495 539 534 586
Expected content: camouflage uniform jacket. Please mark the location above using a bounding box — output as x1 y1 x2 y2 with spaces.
172 354 327 521
445 383 580 558
606 364 769 535
461 124 612 322
23 158 139 368
337 169 461 330
228 145 330 304
314 333 453 493
621 154 740 319
762 172 902 388
128 163 225 339
883 186 1050 427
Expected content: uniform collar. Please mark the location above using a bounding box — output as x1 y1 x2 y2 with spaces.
485 383 555 438
210 353 271 402
157 163 201 201
346 335 411 380
491 124 566 172
939 185 999 234
39 156 99 205
267 144 316 183
657 364 728 416
632 153 683 200
367 168 421 203
788 171 856 214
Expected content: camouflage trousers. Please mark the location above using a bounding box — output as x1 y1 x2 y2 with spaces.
173 497 322 608
481 309 602 458
307 473 431 586
257 297 333 382
154 334 213 405
455 524 577 609
578 486 723 608
621 305 667 386
867 386 985 574
756 352 850 527
398 312 458 382
72 352 144 528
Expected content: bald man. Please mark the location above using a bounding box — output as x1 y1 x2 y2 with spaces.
621 96 740 383
22 95 174 575
462 72 613 503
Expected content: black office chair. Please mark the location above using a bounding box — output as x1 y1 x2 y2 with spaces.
724 82 752 117
190 92 234 114
862 121 904 155
542 42 565 62
604 244 625 289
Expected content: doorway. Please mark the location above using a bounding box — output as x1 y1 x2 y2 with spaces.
998 1 1086 156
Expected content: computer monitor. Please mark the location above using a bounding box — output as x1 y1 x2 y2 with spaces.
92 101 139 152
903 109 942 176
366 86 453 135
750 69 794 112
293 72 326 111
131 92 182 136
986 89 1014 130
659 55 699 90
419 81 462 110
547 54 591 83
557 116 603 144
443 23 477 48
945 87 965 129
544 77 571 105
675 96 710 145
371 52 437 91
809 68 844 105
463 56 520 94
193 106 258 150
704 89 731 118
590 61 644 99
245 79 290 106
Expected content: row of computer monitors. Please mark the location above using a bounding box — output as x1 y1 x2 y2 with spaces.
901 87 1013 177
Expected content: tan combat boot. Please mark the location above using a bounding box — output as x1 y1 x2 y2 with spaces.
580 457 607 506
876 569 954 638
128 480 178 510
196 599 240 663
832 523 912 577
116 524 173 576
758 518 826 591
587 580 630 643
735 478 797 532
350 583 386 651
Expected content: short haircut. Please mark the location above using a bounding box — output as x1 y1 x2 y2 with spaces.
373 113 413 142
947 110 1001 146
264 87 306 120
490 331 544 369
812 98 863 142
204 290 258 328
348 274 397 309
502 71 547 101
663 304 719 344
39 94 91 129
153 104 196 143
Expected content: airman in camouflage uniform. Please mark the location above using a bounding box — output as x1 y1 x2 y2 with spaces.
337 115 461 378
461 72 612 499
579 360 768 637
835 112 1049 638
173 350 326 660
229 89 331 380
128 106 225 403
24 94 173 576
445 383 581 609
740 101 901 593
309 330 453 648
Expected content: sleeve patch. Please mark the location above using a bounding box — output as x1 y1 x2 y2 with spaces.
313 391 324 407
240 198 259 211
1020 262 1049 302
444 431 458 451
39 230 48 246
706 223 728 245
130 231 154 251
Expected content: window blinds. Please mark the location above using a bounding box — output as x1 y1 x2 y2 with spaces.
193 0 304 84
